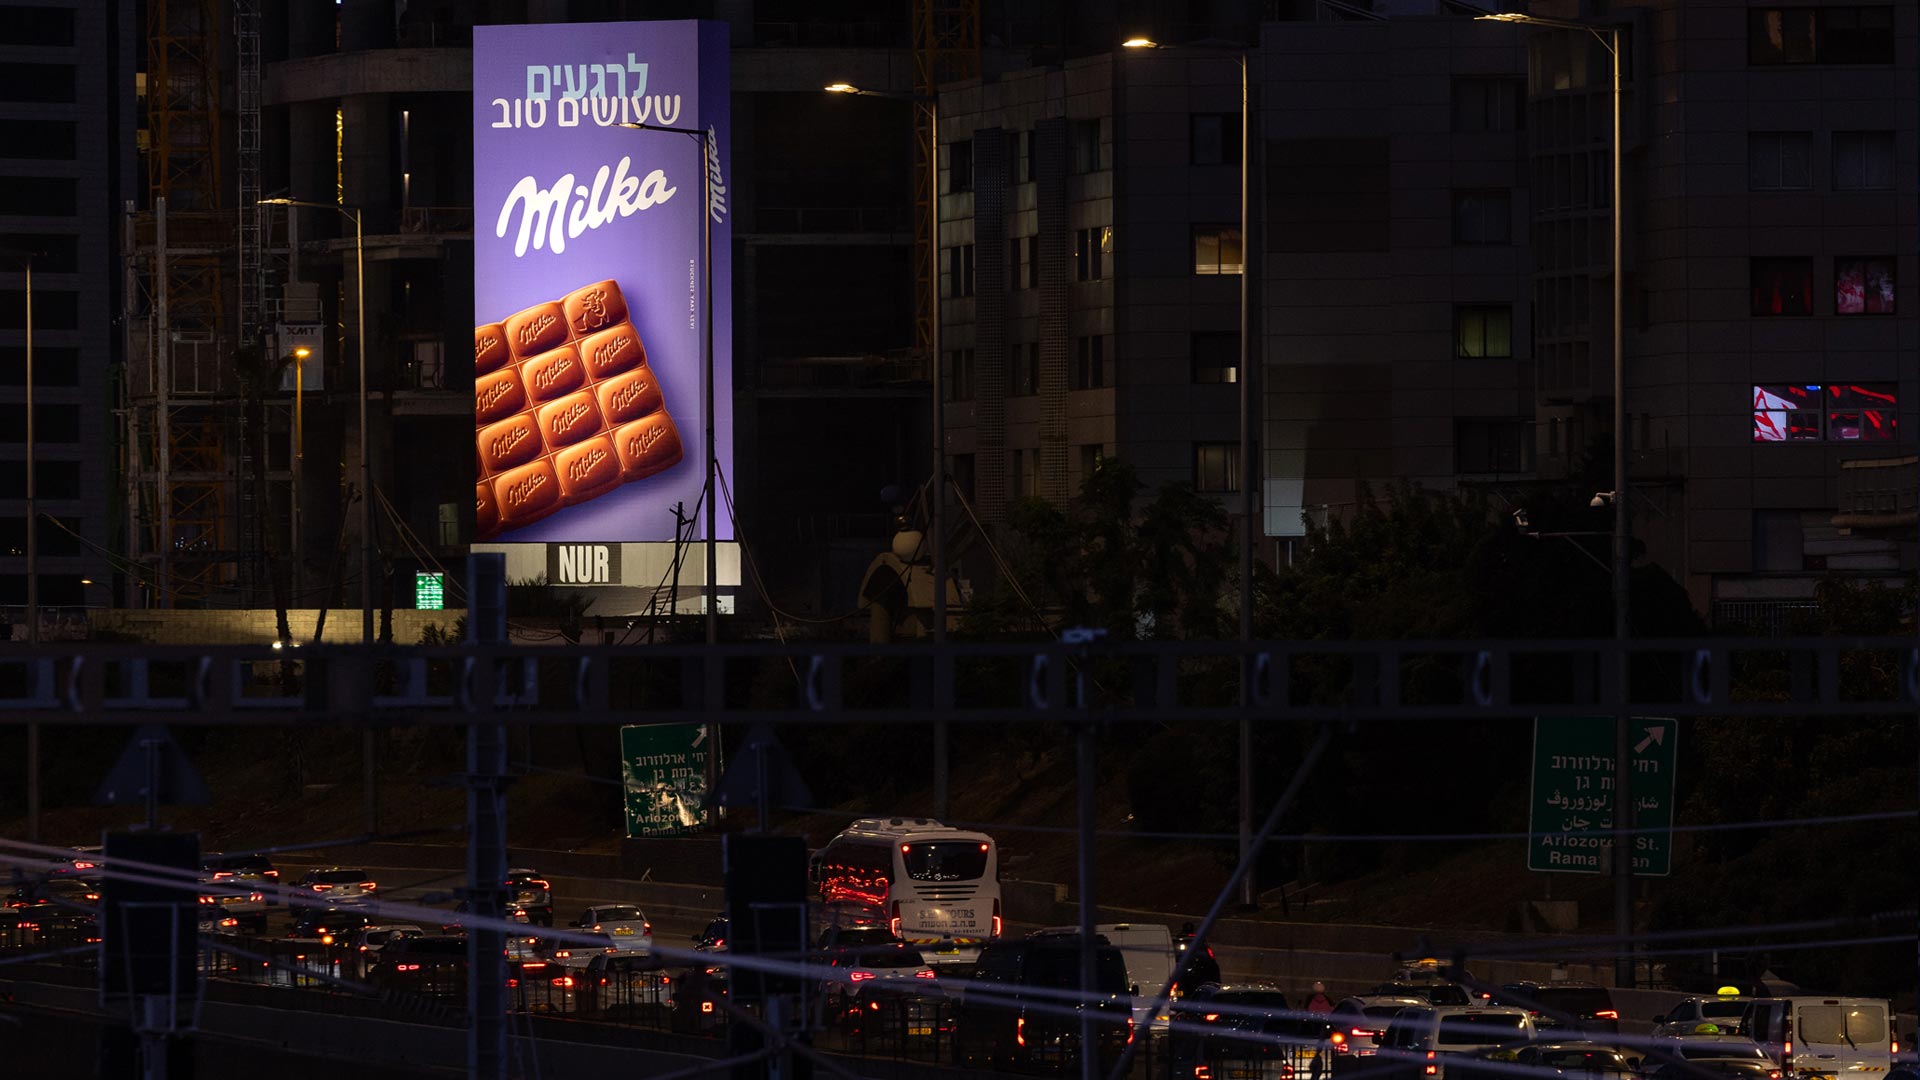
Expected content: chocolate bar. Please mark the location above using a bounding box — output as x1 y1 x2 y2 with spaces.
474 277 684 540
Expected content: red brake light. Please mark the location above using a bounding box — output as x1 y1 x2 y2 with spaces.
901 844 911 853
397 963 420 972
1017 1017 1026 1047
915 969 937 980
507 978 519 989
1128 1016 1136 1044
73 862 95 871
1204 1013 1221 1023
553 976 575 988
359 882 378 891
263 870 278 877
312 883 331 892
979 843 988 852
643 922 652 934
993 899 1003 938
1196 1068 1212 1080
212 871 233 880
850 970 876 982
249 893 263 902
889 901 901 937
1595 1010 1618 1020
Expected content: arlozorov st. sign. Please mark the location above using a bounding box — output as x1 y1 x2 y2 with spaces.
621 723 709 837
1528 717 1678 876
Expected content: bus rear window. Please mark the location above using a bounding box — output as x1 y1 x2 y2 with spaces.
903 841 988 881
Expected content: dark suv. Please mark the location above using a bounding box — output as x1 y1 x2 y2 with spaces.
953 933 1134 1074
1492 982 1619 1035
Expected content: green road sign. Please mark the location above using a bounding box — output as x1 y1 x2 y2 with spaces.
415 571 445 610
621 723 710 837
1528 716 1678 877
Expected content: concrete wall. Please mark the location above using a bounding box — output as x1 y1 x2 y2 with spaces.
88 607 467 645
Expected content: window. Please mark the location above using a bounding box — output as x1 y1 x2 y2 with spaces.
1751 257 1814 316
1192 227 1243 275
1072 335 1107 390
0 119 74 160
1453 192 1510 245
0 460 80 500
1010 342 1039 396
1835 257 1895 315
0 290 77 329
1748 132 1812 190
0 346 78 386
1452 79 1524 132
1192 332 1239 384
0 177 75 216
1456 420 1531 474
1455 305 1514 358
1009 130 1032 184
1078 445 1102 486
0 404 81 443
1074 227 1110 281
1753 383 1896 442
946 348 975 401
949 139 973 193
1193 442 1239 493
951 453 976 501
0 235 79 274
1749 7 1894 65
0 6 73 46
1010 448 1039 497
1010 235 1039 290
1070 119 1102 174
1832 131 1895 191
948 244 975 298
1190 113 1243 165
0 64 73 105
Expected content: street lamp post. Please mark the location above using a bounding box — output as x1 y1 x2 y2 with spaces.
1123 35 1258 909
1479 11 1632 987
825 81 950 816
292 345 311 598
616 122 719 646
3 244 39 843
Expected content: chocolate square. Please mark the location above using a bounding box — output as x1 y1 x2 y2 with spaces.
561 279 628 339
577 322 647 381
535 388 604 449
476 366 528 426
595 363 664 426
554 434 622 504
611 412 683 482
492 459 562 529
520 343 587 404
502 301 568 359
475 323 512 376
478 411 542 475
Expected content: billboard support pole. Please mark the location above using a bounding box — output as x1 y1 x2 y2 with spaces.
702 128 718 647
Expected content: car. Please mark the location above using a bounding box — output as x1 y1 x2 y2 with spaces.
818 944 942 1029
1326 994 1430 1073
541 931 618 970
290 907 378 944
1465 1042 1636 1080
1643 1057 1782 1080
290 868 378 912
692 915 729 953
1172 925 1224 998
569 905 651 953
51 847 102 878
1655 994 1755 1038
580 952 674 1017
9 876 101 910
368 935 469 997
816 923 903 952
505 869 553 927
508 958 578 1014
1168 983 1329 1080
1374 1006 1536 1080
951 932 1134 1074
1372 982 1474 1007
1492 982 1620 1035
1640 1039 1774 1077
440 899 530 933
203 853 282 905
196 875 267 933
670 963 730 1035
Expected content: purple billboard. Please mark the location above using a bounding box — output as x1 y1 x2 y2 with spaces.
473 20 731 545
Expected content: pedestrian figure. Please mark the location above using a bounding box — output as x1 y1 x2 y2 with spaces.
1306 980 1335 1013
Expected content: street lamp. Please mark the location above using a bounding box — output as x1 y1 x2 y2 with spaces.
824 80 954 815
1477 10 1633 987
616 121 720 646
257 199 371 649
291 345 311 596
1123 33 1260 910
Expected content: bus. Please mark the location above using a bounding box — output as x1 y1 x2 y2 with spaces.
814 818 1002 961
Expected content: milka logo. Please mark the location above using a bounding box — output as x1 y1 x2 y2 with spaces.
505 472 548 506
478 380 515 412
611 379 651 412
532 355 574 389
628 424 666 456
475 333 500 358
489 424 531 460
566 447 610 482
705 126 728 225
495 156 676 257
516 312 556 345
551 401 592 436
591 334 634 368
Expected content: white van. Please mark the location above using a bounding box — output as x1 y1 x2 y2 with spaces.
1040 922 1174 1033
1742 998 1895 1079
1377 1006 1537 1080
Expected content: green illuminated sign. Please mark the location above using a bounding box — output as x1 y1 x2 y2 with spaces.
415 571 445 610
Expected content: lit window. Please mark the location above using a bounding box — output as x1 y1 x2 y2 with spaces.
1751 384 1895 443
1192 227 1243 275
1752 384 1822 441
1825 383 1897 441
1834 257 1895 315
1750 257 1813 316
1074 227 1110 281
1454 306 1513 359
1191 332 1238 384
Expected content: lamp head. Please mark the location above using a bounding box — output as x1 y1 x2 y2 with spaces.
293 346 311 359
257 197 293 206
824 82 859 94
1121 36 1158 48
1476 13 1529 21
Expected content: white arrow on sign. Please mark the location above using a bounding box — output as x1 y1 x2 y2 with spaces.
1634 725 1666 754
691 726 708 748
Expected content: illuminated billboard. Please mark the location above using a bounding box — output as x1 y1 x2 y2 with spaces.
473 20 732 546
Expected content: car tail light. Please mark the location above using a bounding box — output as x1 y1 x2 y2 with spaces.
1127 1016 1136 1044
554 950 571 959
212 871 232 880
198 896 214 905
249 893 263 902
850 970 876 982
507 978 520 989
1204 1013 1221 1023
219 917 238 928
312 883 331 892
888 901 901 937
701 1002 714 1014
397 963 420 972
1332 1032 1347 1046
1354 1028 1377 1038
1195 1068 1212 1080
915 969 937 980
319 934 335 945
553 977 575 988
263 870 278 878
1784 1042 1792 1056
1017 1017 1026 1047
73 862 95 871
1595 1010 1618 1020
1426 1051 1438 1076
359 882 377 891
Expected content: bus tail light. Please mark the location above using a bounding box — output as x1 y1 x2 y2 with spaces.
889 902 901 938
1127 1016 1136 1044
1017 1017 1026 1047
992 899 1003 938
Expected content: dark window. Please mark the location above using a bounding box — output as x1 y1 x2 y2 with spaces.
1748 132 1812 190
1452 79 1524 132
951 453 975 501
1835 257 1895 315
1193 442 1239 493
1192 227 1243 275
946 348 975 401
0 177 76 216
0 63 73 104
1010 342 1039 396
1078 444 1101 486
0 290 77 329
949 139 973 193
1192 332 1239 384
1010 235 1039 290
0 119 75 160
902 841 987 882
1455 420 1531 474
1070 119 1102 174
1009 130 1032 184
1072 335 1106 390
1073 227 1109 281
0 460 81 499
1190 113 1243 166
0 404 81 443
0 6 74 46
0 234 79 274
1009 447 1038 497
0 346 79 386
1750 7 1894 65
1751 257 1814 316
1455 305 1514 358
947 244 974 298
1453 192 1511 245
1832 131 1895 190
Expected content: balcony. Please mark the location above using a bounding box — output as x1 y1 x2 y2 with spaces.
1832 454 1918 536
401 206 473 236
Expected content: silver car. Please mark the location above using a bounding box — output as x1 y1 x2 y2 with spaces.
292 868 379 911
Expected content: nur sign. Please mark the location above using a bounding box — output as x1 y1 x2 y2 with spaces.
548 543 620 586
